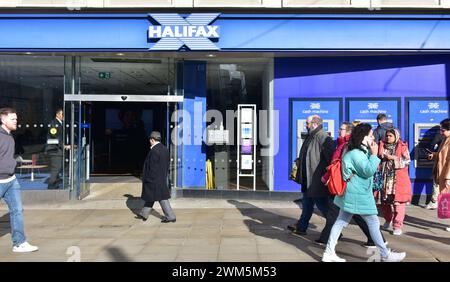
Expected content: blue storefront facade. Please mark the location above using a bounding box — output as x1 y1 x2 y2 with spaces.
0 12 449 200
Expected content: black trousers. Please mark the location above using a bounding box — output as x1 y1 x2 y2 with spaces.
47 151 63 189
319 196 386 244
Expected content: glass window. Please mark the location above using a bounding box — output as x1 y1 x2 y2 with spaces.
205 58 273 191
0 54 65 190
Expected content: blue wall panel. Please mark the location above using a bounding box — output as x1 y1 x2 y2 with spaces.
3 14 450 51
179 61 207 188
275 55 450 193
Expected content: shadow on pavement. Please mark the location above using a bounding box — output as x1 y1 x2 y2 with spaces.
405 231 450 245
403 214 449 230
107 246 133 262
227 199 364 262
123 194 144 217
0 213 11 239
123 194 163 220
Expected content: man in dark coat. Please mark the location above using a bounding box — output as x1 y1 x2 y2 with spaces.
288 115 335 236
45 108 68 189
137 131 176 223
373 113 394 144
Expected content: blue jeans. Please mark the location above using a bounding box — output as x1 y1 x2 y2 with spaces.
0 178 26 246
325 210 389 258
296 196 329 232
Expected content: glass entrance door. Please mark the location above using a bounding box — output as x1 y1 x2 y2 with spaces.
64 55 180 199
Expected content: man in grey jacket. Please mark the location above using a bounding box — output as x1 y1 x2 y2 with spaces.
288 115 335 236
0 108 38 253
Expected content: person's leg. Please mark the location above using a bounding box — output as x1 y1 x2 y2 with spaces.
361 214 389 258
318 197 340 242
392 202 406 231
3 179 26 246
381 204 393 224
324 210 353 255
314 197 330 218
353 214 386 245
431 181 440 203
297 196 314 232
159 200 176 221
47 153 62 189
138 201 154 220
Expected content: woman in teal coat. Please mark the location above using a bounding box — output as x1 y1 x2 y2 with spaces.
322 123 406 262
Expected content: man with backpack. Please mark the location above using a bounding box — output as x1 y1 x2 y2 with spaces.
316 122 387 247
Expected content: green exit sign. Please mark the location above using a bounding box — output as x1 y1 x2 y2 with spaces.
98 72 111 79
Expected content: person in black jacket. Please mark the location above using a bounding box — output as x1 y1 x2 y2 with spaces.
373 113 394 144
137 131 176 223
45 108 69 189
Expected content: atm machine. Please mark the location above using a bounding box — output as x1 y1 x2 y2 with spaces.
414 123 440 168
296 119 335 157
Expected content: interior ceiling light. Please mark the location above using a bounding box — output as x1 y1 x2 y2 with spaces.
91 58 162 64
207 54 216 58
116 53 125 56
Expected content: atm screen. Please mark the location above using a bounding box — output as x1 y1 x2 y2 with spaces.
419 128 439 140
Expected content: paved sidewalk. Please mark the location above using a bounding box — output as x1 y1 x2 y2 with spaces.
0 186 449 262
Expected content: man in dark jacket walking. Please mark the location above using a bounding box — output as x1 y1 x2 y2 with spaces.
45 108 69 189
137 131 176 223
0 108 38 252
288 115 335 236
373 113 394 144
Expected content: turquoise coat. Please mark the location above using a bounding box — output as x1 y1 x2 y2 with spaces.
334 147 381 215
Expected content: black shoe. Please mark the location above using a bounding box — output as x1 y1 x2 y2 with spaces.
161 218 176 223
362 240 388 249
135 213 148 221
291 229 307 237
287 224 297 232
314 239 326 246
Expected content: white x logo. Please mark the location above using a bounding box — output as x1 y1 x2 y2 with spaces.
149 13 220 51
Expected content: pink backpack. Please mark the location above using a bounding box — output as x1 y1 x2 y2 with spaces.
437 193 450 219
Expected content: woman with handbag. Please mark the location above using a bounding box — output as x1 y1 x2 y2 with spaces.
377 128 412 236
322 123 406 262
428 118 450 231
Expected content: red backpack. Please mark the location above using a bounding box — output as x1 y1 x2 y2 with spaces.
324 159 349 196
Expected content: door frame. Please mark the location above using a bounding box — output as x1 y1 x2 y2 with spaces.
64 95 182 199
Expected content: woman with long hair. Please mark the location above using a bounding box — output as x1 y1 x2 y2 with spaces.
377 128 412 236
322 123 406 262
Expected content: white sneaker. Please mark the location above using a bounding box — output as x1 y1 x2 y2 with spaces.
425 202 438 210
12 241 39 253
392 229 403 236
446 227 450 232
382 221 392 230
381 250 406 262
322 252 346 262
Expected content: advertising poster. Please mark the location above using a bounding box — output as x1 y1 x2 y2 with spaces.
346 98 400 130
289 98 342 172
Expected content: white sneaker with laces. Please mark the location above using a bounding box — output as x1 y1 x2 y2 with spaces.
12 241 39 253
392 229 403 236
382 221 392 230
322 252 346 262
425 202 438 210
381 250 406 262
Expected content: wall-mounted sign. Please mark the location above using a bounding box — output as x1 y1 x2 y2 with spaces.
347 98 400 130
289 98 342 174
148 13 220 51
98 72 111 79
237 104 256 190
